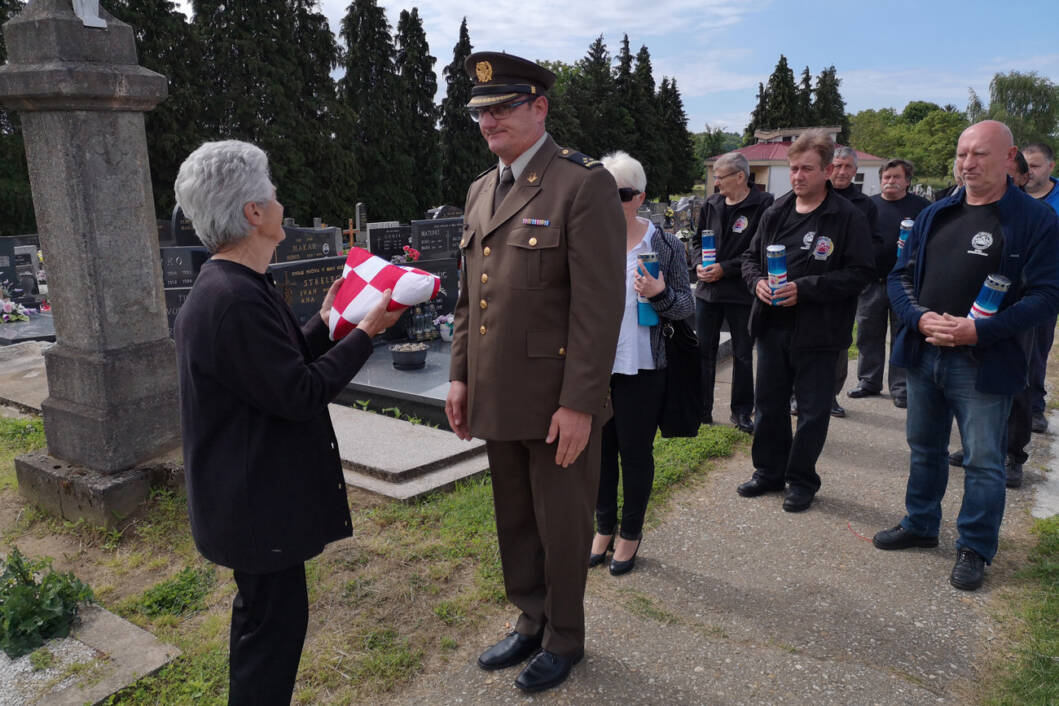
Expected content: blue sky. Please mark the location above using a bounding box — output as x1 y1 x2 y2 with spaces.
174 0 1058 133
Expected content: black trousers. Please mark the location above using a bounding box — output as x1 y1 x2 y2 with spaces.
1029 315 1056 416
230 563 309 706
597 369 666 540
1007 328 1037 464
854 280 907 398
695 298 754 419
752 326 838 492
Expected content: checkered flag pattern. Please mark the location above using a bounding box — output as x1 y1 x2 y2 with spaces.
328 247 440 341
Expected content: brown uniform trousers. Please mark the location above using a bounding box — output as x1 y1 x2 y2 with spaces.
450 134 625 657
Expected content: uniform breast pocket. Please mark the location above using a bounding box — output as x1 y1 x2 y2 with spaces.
508 225 561 289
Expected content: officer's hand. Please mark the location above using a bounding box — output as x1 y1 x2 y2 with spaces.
546 406 591 468
445 380 472 440
700 263 724 283
773 282 797 307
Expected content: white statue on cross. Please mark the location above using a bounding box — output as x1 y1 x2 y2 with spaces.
72 0 107 28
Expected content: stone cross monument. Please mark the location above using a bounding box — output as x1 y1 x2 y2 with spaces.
0 1 180 523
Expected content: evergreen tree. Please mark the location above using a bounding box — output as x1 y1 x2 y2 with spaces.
797 66 813 125
763 55 798 129
568 36 624 158
743 81 766 145
395 8 439 217
813 65 849 143
107 0 205 219
0 0 34 235
631 45 669 199
437 18 491 207
539 60 584 151
657 77 697 196
338 0 411 221
609 35 637 153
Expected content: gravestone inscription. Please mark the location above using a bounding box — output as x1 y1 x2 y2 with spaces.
170 205 200 246
268 255 346 325
160 246 209 288
274 226 342 264
367 223 410 262
411 218 462 260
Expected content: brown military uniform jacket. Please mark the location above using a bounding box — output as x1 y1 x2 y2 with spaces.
449 134 626 440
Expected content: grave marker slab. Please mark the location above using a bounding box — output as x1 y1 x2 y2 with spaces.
268 255 346 325
411 217 462 260
274 225 342 263
367 223 410 262
170 205 200 246
160 246 209 288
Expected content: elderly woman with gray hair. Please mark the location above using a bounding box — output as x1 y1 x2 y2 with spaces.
173 140 401 705
588 151 694 575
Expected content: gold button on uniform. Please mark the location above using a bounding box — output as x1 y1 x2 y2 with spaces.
480 325 487 335
480 299 488 310
558 347 566 356
528 237 538 247
483 246 491 256
481 273 489 284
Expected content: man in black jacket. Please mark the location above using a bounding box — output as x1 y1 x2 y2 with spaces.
738 130 874 512
851 158 930 407
692 152 774 432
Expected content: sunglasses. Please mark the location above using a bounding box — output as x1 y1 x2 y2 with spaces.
467 99 531 123
618 188 641 202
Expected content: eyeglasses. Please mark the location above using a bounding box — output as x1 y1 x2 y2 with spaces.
714 171 739 182
468 99 531 123
618 187 641 202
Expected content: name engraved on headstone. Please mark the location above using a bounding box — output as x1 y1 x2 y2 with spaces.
165 288 191 336
160 246 209 288
367 223 411 262
411 218 462 259
268 255 346 325
415 257 459 314
274 226 341 264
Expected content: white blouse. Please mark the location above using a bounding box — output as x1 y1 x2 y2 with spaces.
612 219 657 375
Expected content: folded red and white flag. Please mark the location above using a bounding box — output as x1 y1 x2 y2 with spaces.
328 247 440 341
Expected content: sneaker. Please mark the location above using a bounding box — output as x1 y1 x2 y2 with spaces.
950 548 985 591
1006 460 1023 488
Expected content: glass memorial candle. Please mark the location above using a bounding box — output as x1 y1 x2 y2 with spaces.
701 229 716 267
967 273 1010 320
636 252 660 326
766 244 787 306
897 218 914 252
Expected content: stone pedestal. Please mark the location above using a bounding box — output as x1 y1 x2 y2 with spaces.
0 2 179 517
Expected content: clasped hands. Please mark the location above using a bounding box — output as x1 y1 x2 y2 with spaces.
755 278 797 307
919 312 978 347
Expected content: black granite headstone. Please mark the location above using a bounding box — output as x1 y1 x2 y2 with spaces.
415 257 459 315
170 205 201 246
165 287 191 336
274 226 342 263
157 219 174 247
0 235 40 291
368 224 411 262
268 255 347 325
411 218 462 260
160 246 209 288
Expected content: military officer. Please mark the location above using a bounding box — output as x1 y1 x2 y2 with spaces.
445 52 625 694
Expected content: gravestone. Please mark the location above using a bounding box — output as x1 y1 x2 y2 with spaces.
159 246 208 334
411 217 461 260
273 225 342 263
0 1 180 515
426 204 463 219
169 205 199 246
268 255 346 325
156 219 174 247
367 222 410 262
415 258 458 315
0 235 40 293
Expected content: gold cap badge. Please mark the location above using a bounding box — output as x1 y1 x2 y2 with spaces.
476 61 493 83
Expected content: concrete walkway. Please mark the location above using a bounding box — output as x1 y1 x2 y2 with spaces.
394 354 1054 704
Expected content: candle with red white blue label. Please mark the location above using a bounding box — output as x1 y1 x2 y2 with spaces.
897 218 914 252
967 273 1010 320
766 244 787 306
701 229 716 267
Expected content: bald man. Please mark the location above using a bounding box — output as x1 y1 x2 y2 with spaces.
873 121 1059 591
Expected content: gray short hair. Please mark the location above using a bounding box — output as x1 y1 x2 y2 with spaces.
601 150 647 193
833 145 858 167
715 152 749 179
174 140 274 253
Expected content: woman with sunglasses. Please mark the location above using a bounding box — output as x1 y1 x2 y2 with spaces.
589 151 694 575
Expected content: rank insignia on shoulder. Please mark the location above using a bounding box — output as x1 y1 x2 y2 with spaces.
474 164 498 181
558 148 603 169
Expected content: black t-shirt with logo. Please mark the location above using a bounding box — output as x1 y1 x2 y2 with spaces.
765 203 822 326
919 202 1004 316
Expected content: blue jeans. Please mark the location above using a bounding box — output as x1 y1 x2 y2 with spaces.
901 345 1012 562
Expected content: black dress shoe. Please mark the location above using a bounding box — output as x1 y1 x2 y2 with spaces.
949 448 964 467
730 412 754 434
1006 460 1023 488
950 548 986 591
847 386 880 399
588 535 614 567
609 536 642 576
830 398 846 418
1032 413 1048 433
737 476 784 497
514 649 582 693
893 397 907 409
478 631 542 670
872 524 939 550
782 486 814 513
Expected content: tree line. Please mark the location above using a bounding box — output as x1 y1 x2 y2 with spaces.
743 54 849 145
0 0 697 236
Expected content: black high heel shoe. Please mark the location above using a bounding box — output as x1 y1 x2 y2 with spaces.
609 535 642 576
588 535 614 567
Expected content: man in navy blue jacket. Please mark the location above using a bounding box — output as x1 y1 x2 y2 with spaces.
873 121 1059 591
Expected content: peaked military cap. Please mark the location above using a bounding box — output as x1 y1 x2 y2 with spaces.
464 52 556 108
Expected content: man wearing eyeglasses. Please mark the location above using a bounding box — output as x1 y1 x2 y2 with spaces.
445 51 625 694
693 153 773 433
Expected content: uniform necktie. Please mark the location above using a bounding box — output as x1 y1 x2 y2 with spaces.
493 166 514 214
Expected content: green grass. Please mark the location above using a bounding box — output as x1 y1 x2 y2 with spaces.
130 565 215 618
985 515 1059 706
621 590 678 625
0 416 45 490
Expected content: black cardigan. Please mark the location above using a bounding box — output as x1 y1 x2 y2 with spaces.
175 259 373 574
